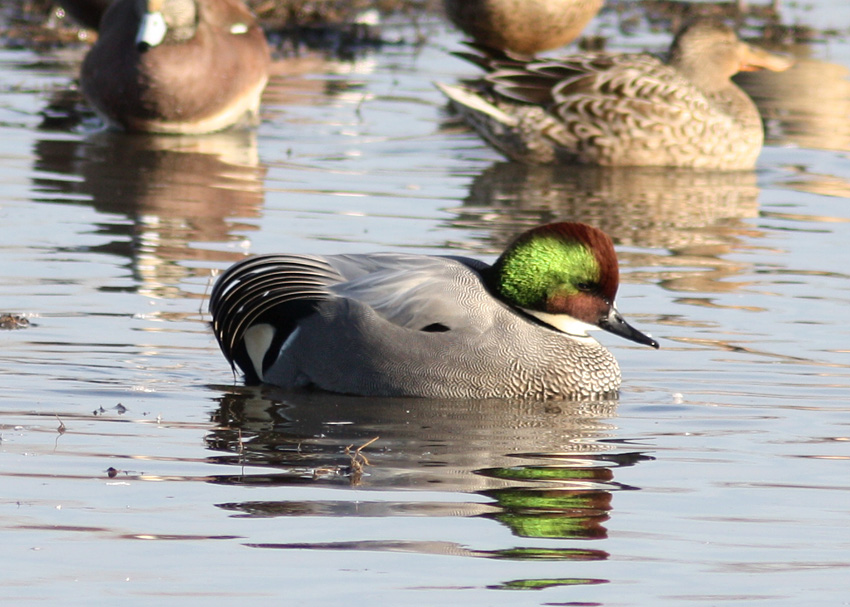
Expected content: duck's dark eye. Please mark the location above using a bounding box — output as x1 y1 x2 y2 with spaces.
576 282 593 292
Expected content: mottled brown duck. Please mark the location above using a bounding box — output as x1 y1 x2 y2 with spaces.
81 0 271 134
443 0 603 55
438 20 792 169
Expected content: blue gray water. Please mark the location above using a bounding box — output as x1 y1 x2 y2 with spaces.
2 3 850 605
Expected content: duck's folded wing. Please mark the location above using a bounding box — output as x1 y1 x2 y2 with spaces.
478 51 697 126
326 253 494 333
483 51 619 105
546 56 712 133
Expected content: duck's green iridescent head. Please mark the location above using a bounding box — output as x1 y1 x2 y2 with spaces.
491 223 617 310
490 222 658 348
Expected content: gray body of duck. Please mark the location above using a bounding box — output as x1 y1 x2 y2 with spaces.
81 0 271 134
210 223 658 400
438 20 792 169
443 0 603 55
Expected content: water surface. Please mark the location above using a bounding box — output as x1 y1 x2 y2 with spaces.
2 3 850 605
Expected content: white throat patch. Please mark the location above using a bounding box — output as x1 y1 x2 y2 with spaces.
524 309 599 341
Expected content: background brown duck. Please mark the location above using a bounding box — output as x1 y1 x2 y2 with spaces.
81 0 271 134
438 19 793 169
443 0 603 55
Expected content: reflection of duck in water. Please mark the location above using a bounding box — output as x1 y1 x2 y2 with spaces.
211 389 621 489
210 222 658 400
735 53 850 154
80 0 271 133
32 131 265 296
210 388 633 546
438 20 792 169
453 162 760 251
443 0 602 55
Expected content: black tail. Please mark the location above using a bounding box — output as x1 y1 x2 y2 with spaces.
209 254 340 382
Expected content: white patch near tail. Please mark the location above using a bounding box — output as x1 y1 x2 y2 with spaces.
243 323 276 381
435 82 518 127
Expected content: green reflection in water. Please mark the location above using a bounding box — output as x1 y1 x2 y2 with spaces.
480 465 609 481
490 577 607 590
492 547 607 561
